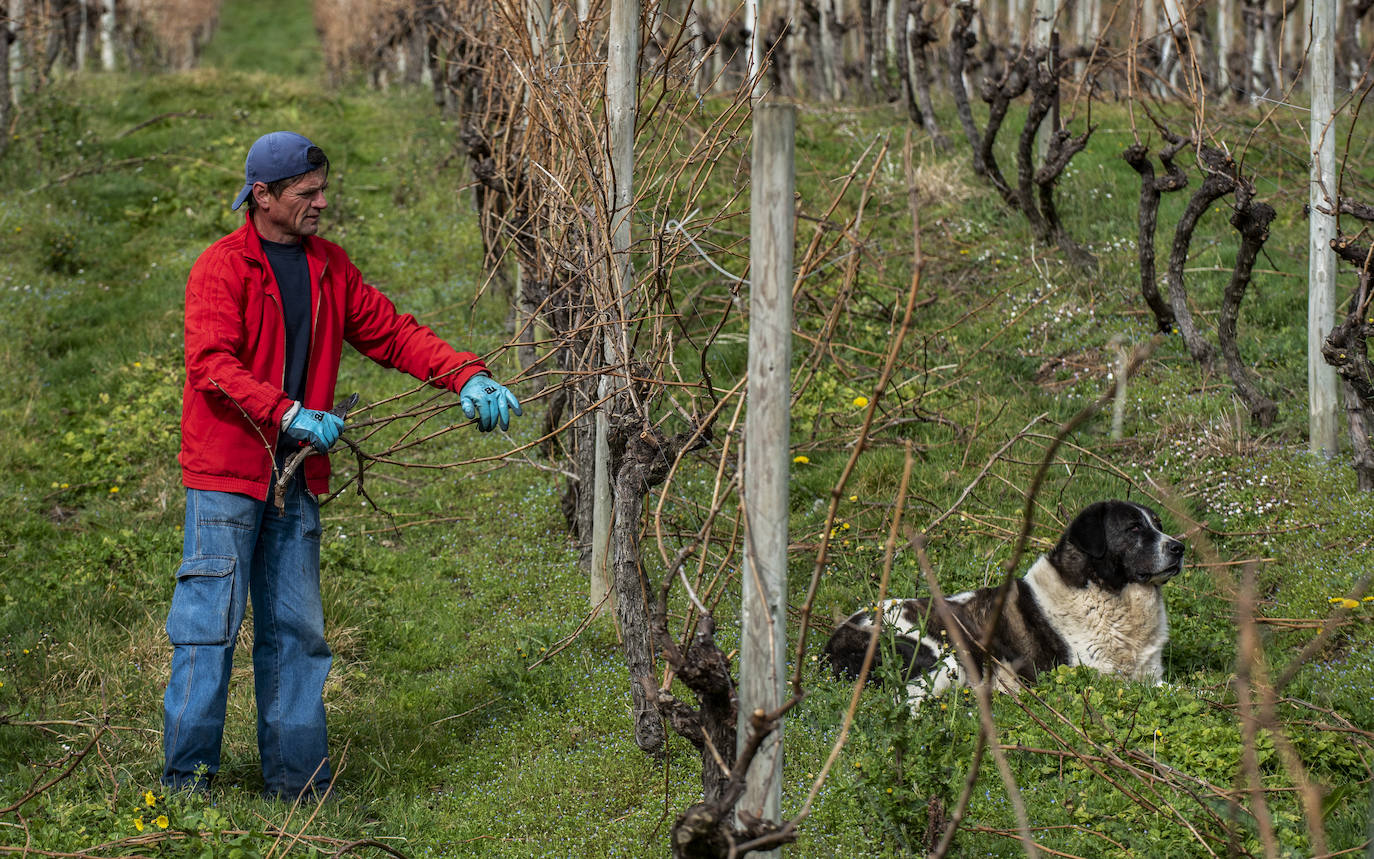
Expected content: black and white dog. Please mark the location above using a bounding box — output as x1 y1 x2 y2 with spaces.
823 500 1185 704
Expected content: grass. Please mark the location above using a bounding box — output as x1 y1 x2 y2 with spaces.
1 1 1373 855
196 0 325 77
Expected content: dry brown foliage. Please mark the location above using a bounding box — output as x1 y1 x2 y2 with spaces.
132 0 222 70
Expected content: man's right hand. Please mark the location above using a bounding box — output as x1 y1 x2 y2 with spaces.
283 405 345 452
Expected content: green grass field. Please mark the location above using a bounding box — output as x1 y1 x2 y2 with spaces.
1 0 1372 856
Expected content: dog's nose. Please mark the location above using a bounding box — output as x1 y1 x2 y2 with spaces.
1168 540 1185 558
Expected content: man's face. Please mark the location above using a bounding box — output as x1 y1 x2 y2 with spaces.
251 168 328 243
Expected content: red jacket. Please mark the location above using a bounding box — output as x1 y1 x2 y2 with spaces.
180 215 487 500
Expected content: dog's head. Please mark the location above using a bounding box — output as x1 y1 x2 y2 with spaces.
1050 500 1185 592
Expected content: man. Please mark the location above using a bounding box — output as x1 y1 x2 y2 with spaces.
162 131 520 800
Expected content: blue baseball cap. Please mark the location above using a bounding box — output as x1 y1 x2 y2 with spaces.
231 131 320 211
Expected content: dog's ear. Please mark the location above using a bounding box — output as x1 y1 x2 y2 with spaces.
1046 503 1107 589
1066 502 1109 559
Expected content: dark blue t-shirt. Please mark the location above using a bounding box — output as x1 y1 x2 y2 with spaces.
260 237 312 404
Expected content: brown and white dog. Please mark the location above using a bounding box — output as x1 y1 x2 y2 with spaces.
823 500 1185 704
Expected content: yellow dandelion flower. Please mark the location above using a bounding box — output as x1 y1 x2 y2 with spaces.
144 790 156 807
133 817 144 832
51 482 59 489
1363 596 1374 603
958 248 969 255
793 455 809 465
842 522 851 530
155 815 169 830
133 361 142 369
853 396 869 408
1333 598 1360 610
848 494 857 502
60 483 69 489
109 486 120 494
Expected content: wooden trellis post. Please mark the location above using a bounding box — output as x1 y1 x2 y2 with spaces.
1032 0 1055 160
592 0 639 613
8 0 23 107
1309 0 1340 457
738 99 795 848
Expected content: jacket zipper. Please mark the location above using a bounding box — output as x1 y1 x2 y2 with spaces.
267 287 287 470
311 258 325 369
268 289 287 393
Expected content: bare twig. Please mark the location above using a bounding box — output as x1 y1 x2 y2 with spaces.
0 719 109 815
915 537 1038 859
792 130 928 698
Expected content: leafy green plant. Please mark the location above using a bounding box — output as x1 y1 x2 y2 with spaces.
41 228 84 275
841 666 1370 857
54 355 181 502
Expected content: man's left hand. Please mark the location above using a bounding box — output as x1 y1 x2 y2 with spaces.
459 374 522 432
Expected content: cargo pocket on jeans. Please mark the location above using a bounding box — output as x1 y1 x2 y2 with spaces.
165 555 236 646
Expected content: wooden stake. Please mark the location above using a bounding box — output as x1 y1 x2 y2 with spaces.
1308 0 1340 457
738 99 795 847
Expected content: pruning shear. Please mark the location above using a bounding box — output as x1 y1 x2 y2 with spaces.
327 392 360 448
330 391 360 424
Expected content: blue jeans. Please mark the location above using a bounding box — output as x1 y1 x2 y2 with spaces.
162 480 332 798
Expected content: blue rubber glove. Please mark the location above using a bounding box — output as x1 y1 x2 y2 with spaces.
459 374 522 432
283 404 345 451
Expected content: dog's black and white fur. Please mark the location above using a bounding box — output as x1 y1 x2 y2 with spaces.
823 500 1185 704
